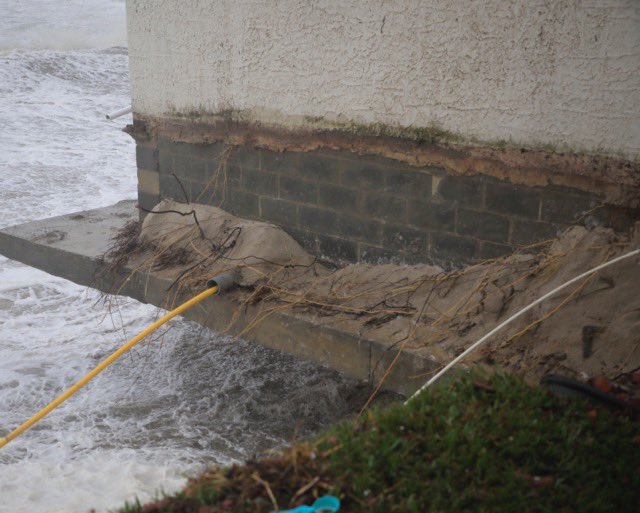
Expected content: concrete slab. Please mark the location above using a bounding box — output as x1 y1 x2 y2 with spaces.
0 200 136 288
0 201 437 396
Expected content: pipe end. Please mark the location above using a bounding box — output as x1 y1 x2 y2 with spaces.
206 273 236 294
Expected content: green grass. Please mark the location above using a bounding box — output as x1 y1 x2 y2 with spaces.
115 371 639 513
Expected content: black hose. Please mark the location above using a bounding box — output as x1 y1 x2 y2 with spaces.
541 374 640 414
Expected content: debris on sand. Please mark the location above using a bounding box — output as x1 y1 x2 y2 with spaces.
106 200 640 385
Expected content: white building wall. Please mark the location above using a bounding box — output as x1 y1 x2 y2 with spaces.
126 0 640 158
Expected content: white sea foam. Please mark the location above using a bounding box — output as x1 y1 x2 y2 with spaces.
0 2 357 512
0 0 127 52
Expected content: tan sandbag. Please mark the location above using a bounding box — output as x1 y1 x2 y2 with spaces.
140 199 315 286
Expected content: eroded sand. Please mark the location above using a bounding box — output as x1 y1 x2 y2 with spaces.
116 199 640 385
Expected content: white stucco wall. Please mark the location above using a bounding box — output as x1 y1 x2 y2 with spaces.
126 0 640 159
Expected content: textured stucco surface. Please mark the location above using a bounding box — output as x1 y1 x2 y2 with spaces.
126 0 640 158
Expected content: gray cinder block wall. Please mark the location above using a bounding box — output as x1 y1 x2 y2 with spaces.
135 138 639 266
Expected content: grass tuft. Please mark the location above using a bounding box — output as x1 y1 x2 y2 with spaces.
116 371 640 513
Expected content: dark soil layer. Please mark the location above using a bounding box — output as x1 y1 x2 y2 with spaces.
118 372 640 513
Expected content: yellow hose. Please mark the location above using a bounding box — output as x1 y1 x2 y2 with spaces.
0 285 218 449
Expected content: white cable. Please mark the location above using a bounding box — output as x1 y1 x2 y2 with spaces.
105 106 132 120
406 247 640 404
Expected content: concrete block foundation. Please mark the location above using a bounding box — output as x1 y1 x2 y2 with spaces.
132 120 640 267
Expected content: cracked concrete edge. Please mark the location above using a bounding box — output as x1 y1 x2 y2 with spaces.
0 202 439 396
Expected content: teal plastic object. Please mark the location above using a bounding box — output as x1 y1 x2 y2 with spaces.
272 495 340 513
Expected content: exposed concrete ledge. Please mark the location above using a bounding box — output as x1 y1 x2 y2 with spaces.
0 201 437 396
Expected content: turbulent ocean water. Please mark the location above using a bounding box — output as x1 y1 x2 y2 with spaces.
0 2 361 511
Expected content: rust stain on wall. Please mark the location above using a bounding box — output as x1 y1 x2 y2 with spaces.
127 115 640 208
